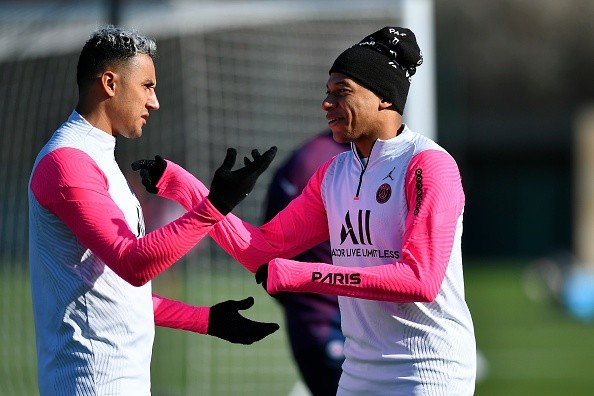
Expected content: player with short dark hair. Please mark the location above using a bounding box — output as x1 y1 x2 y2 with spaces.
28 25 278 395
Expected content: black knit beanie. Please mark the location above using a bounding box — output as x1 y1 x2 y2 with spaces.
329 27 423 115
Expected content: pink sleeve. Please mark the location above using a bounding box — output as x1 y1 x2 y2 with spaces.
157 160 207 210
152 294 209 334
30 148 224 286
156 158 332 273
267 149 464 303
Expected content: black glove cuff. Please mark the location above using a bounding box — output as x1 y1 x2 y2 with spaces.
207 193 233 215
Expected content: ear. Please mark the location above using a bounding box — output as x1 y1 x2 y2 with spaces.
100 71 117 97
379 99 393 110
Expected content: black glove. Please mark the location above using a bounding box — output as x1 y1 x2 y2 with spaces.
256 264 290 302
255 264 269 292
131 155 167 194
207 296 279 344
208 146 277 215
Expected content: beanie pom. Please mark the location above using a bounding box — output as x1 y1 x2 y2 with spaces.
359 27 423 79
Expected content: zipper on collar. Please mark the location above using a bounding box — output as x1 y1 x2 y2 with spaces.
352 126 403 200
352 140 376 200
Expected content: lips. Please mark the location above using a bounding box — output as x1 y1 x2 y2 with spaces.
326 114 341 126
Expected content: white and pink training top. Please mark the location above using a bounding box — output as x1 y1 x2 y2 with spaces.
157 125 477 396
28 111 221 396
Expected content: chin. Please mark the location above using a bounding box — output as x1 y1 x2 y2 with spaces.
331 131 349 143
119 130 143 140
130 126 144 138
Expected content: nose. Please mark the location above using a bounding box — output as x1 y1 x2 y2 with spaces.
148 92 160 110
321 96 335 111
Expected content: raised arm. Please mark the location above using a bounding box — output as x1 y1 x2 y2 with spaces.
132 153 333 272
30 146 273 286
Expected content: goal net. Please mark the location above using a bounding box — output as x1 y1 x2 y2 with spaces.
0 1 434 394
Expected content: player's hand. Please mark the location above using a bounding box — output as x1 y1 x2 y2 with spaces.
255 264 269 292
208 147 277 215
131 155 167 194
207 297 279 344
256 263 289 302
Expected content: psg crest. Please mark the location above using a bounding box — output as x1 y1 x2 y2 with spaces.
376 183 392 203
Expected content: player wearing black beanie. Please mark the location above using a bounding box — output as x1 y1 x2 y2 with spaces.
329 27 423 115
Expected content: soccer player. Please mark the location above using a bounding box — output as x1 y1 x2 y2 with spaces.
135 26 476 395
28 25 278 396
262 130 348 396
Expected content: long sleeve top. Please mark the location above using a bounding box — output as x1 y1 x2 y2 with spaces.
28 111 221 395
156 125 476 395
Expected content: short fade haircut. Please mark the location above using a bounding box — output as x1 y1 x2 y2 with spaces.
76 25 157 89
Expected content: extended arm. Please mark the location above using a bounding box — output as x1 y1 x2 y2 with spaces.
260 150 464 303
30 146 274 286
152 294 279 344
136 157 332 272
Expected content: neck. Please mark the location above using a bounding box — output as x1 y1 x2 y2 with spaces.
75 101 113 136
355 123 404 158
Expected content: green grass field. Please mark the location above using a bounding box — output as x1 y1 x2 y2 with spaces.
467 262 594 396
2 261 594 395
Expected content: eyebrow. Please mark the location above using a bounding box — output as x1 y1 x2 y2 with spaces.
326 80 351 89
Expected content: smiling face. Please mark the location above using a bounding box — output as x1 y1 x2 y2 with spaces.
322 72 391 156
106 54 160 139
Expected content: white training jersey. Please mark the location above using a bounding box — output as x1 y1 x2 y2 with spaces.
323 127 476 395
28 111 154 395
147 125 477 395
178 125 477 395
